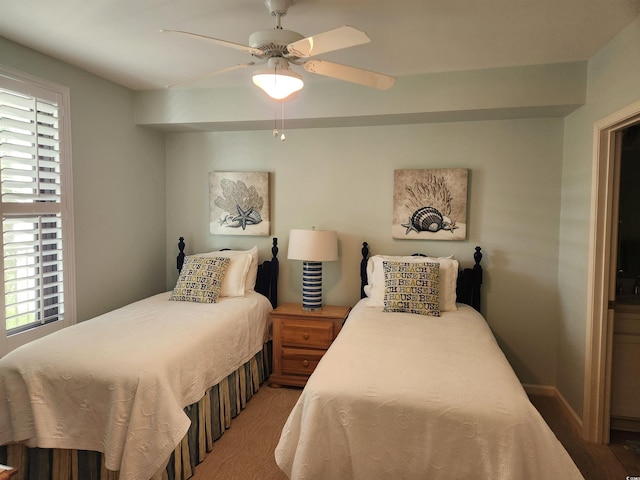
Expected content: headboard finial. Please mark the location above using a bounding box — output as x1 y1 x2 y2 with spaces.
177 237 186 273
471 246 483 311
474 246 482 266
266 237 279 308
360 242 370 299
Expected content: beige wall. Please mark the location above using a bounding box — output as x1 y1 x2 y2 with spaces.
164 118 565 388
558 15 640 417
136 61 586 130
0 37 167 322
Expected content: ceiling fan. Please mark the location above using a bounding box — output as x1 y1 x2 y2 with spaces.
162 0 396 99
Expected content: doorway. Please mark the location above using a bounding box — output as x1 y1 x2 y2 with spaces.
609 124 640 467
584 100 640 444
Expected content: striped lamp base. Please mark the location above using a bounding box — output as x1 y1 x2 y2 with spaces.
301 261 323 311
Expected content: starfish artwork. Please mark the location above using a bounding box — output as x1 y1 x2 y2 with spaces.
232 206 261 230
209 172 270 236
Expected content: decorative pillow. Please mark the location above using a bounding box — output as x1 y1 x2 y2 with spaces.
170 256 230 303
382 261 440 316
367 255 423 304
425 256 459 312
365 254 458 311
198 246 259 293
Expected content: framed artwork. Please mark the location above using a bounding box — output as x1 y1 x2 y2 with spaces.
392 168 468 240
209 171 270 236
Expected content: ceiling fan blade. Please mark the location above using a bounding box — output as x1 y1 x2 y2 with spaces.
287 26 370 58
166 62 256 88
161 29 264 57
303 60 395 90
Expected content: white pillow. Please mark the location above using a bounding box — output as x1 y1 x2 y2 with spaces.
197 246 258 296
425 256 459 312
365 254 458 311
244 246 259 291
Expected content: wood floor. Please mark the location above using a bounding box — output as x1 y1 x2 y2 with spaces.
529 394 640 480
610 430 640 476
190 386 640 479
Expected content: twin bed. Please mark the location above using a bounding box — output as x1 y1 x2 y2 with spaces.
275 243 584 480
0 238 279 480
1 238 583 480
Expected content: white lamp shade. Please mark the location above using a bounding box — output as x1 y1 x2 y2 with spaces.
252 70 304 100
288 229 338 262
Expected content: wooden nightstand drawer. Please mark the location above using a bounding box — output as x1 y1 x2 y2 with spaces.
281 319 333 349
270 303 351 388
281 347 324 375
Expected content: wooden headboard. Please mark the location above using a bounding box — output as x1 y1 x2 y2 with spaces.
176 237 280 308
359 243 483 312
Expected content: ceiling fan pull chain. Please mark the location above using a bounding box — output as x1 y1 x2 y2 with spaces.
280 101 286 142
273 110 279 138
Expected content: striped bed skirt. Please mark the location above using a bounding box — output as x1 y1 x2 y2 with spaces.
0 342 272 480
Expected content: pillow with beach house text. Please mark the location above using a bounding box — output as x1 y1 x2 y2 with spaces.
382 260 440 316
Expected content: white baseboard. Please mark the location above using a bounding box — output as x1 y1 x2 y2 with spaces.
522 383 555 397
555 387 583 429
523 384 583 430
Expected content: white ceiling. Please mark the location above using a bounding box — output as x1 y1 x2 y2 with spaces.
1 0 639 92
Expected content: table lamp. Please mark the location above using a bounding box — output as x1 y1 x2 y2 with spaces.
287 228 338 311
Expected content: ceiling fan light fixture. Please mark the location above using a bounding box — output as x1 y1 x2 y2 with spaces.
252 67 303 100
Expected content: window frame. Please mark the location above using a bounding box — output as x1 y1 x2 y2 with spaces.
0 66 76 357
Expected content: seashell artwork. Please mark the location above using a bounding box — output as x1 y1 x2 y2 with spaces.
209 172 270 236
393 169 468 240
406 206 455 233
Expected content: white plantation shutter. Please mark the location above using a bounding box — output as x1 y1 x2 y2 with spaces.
3 216 64 333
0 68 75 351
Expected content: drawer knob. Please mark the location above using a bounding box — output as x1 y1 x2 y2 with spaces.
303 332 310 340
303 360 309 367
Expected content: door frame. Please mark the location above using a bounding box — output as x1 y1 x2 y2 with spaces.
584 99 640 443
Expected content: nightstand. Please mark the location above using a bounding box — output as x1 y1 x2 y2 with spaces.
269 303 350 388
0 464 18 480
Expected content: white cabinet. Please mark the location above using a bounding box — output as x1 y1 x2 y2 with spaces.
611 303 640 431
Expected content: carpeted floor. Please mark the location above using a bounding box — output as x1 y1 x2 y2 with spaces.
190 385 301 480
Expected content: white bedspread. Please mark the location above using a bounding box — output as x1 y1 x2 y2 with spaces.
275 300 583 480
0 291 272 480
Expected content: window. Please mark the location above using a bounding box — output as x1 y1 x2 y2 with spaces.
0 67 75 356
